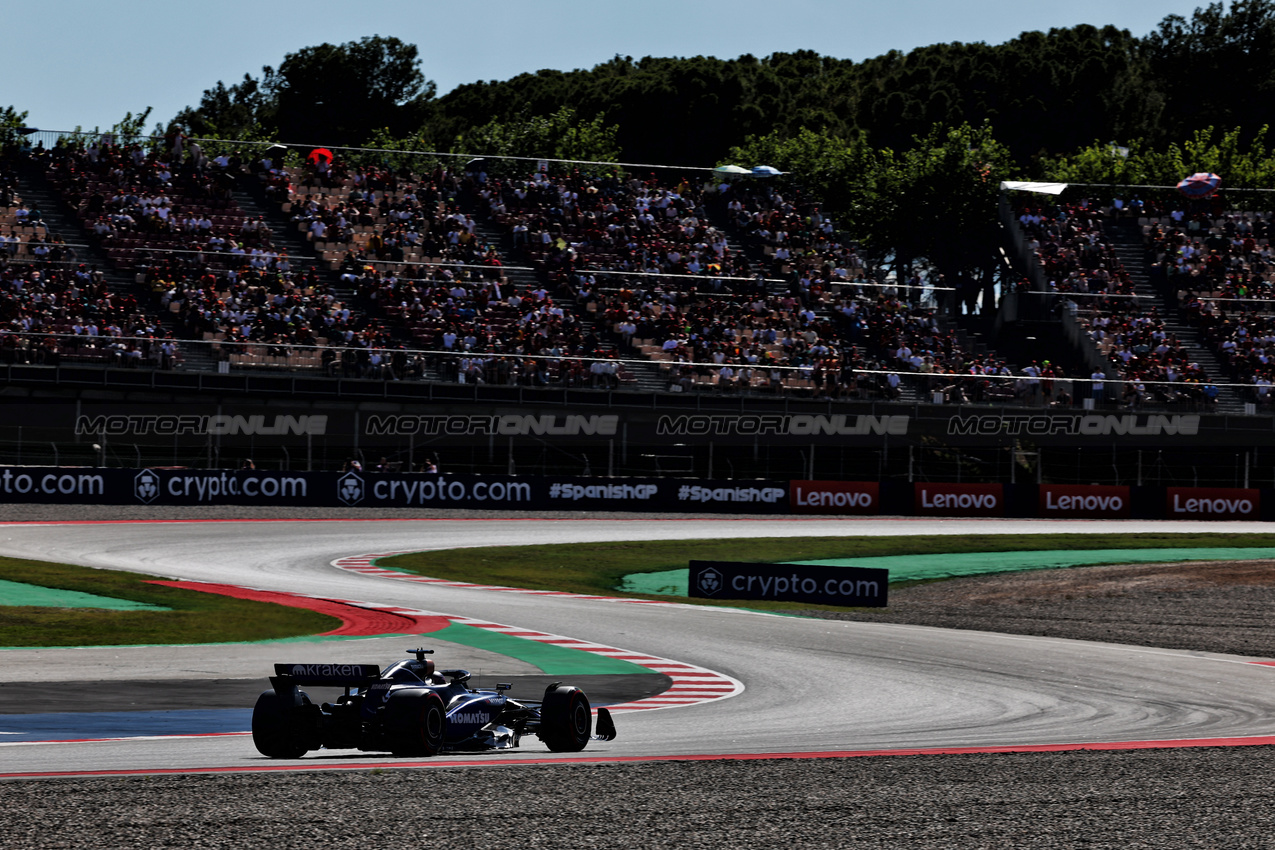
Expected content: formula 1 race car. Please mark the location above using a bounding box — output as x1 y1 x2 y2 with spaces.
251 648 617 758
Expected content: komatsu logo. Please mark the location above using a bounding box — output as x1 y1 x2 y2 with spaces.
946 414 1200 437
451 711 490 725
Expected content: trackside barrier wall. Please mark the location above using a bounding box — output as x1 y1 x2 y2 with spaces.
0 468 787 514
0 468 1269 520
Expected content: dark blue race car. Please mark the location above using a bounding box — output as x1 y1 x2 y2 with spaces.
252 648 617 759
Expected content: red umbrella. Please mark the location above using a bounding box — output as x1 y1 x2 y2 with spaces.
307 148 334 166
1177 172 1221 198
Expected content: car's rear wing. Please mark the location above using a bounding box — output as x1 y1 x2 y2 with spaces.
270 663 382 687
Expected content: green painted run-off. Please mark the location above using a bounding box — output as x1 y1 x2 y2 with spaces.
429 622 650 676
619 548 1275 597
0 579 169 611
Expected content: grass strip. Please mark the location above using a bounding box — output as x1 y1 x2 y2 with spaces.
379 532 1275 614
12 532 1275 645
0 556 339 647
625 547 1275 596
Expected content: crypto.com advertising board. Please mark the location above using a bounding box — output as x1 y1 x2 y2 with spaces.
688 560 888 607
0 467 788 513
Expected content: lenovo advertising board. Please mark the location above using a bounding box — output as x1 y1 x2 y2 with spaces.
1165 487 1260 520
913 482 1004 517
1038 485 1131 518
789 481 880 515
688 560 887 607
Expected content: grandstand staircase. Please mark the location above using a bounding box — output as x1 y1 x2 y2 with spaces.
1104 220 1247 414
7 160 229 371
230 180 333 285
11 159 136 296
468 217 671 394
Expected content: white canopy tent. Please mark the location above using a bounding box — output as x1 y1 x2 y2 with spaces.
1000 181 1069 195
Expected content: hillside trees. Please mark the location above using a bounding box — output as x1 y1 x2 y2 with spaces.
435 52 859 167
174 36 436 148
1145 0 1275 144
727 122 1012 282
160 6 1275 171
431 25 1155 166
1040 126 1275 205
452 106 621 174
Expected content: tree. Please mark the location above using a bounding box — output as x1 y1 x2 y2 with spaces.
173 75 270 139
452 107 621 175
724 127 878 227
0 106 30 154
864 122 1014 282
270 35 435 145
174 36 436 147
1040 126 1275 207
854 26 1157 161
727 122 1012 283
110 107 154 140
1145 1 1275 144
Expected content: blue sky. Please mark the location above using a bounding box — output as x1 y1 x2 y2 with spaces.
12 0 1209 134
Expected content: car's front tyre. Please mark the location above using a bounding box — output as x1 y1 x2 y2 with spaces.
539 685 592 752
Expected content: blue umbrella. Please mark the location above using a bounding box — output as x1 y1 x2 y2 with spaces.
1177 172 1221 198
751 165 784 177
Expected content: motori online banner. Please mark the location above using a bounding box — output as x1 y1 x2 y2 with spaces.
6 403 1265 448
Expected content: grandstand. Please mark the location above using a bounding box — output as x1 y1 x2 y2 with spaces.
2 131 1272 488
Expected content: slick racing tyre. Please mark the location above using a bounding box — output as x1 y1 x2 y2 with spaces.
539 685 592 752
386 689 446 757
252 689 314 759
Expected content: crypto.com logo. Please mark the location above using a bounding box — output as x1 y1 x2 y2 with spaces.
134 469 161 504
337 471 364 506
696 566 723 596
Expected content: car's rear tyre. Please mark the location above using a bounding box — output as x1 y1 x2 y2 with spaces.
252 689 313 759
386 689 445 757
540 685 592 752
